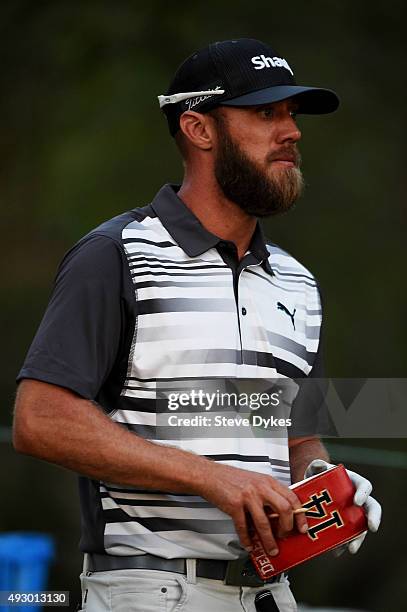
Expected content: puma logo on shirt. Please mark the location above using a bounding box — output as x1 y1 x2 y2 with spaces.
277 301 296 330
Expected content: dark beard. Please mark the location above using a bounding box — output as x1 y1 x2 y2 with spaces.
213 117 304 217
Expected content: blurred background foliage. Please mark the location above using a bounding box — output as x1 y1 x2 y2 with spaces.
1 0 406 610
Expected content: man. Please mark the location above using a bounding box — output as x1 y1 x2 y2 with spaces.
13 38 381 611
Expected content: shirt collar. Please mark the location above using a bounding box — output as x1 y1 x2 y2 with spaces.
150 184 274 275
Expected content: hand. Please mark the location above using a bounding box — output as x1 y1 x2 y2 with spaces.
200 462 309 556
304 459 382 554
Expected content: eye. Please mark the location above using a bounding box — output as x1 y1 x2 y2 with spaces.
258 107 298 120
260 107 274 119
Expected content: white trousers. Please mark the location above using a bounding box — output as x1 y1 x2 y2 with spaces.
78 558 297 612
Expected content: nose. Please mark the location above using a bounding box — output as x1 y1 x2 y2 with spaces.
275 113 302 145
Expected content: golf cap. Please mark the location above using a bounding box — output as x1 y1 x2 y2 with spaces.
158 38 339 136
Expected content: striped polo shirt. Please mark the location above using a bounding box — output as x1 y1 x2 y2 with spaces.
18 183 323 560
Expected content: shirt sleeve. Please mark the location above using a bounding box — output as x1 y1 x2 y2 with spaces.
17 234 130 400
288 284 336 438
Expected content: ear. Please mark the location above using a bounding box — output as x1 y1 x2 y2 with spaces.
179 111 216 151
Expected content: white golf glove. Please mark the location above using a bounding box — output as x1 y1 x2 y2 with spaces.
304 459 382 554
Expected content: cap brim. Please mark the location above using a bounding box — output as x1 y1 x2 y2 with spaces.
221 85 339 114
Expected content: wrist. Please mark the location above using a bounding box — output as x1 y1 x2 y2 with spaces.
191 456 223 499
169 449 219 497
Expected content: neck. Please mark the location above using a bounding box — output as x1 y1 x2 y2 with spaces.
177 166 257 260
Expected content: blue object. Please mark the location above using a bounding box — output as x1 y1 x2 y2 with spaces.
0 533 54 611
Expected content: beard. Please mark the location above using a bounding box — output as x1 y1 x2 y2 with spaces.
213 116 304 218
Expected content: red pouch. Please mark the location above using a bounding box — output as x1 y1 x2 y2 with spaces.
250 464 367 580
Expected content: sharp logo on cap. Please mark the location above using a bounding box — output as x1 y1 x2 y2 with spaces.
251 55 294 75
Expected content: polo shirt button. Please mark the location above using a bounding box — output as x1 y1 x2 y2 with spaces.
241 307 247 316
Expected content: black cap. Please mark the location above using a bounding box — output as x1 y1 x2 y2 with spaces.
158 38 339 136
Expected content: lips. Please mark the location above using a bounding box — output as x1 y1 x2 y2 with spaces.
268 149 300 167
272 155 296 163
270 151 297 163
272 161 295 168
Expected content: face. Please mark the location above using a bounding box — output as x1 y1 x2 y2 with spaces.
211 99 304 217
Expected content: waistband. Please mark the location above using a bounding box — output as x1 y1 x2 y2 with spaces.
85 553 283 587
